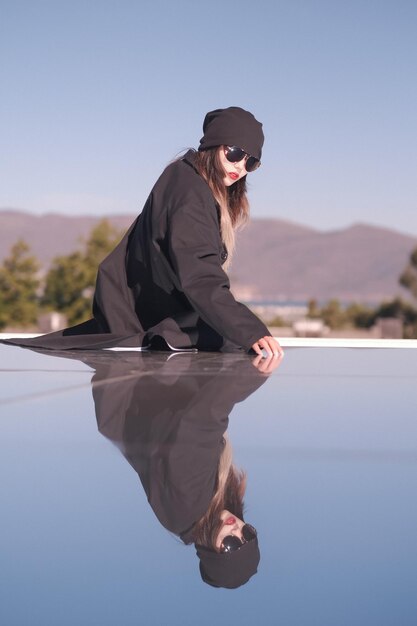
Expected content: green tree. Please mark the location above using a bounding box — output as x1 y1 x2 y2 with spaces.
399 247 417 299
344 302 375 328
369 298 417 339
307 298 321 319
42 220 122 325
320 298 346 329
0 240 40 330
42 250 92 324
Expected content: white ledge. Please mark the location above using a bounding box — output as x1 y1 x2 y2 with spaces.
275 337 417 349
1 333 417 349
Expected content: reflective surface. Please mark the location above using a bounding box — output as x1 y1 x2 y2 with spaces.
1 345 417 625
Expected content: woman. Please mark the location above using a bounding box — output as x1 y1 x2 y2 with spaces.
3 106 283 357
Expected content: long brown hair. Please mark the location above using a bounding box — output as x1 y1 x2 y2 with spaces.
186 434 247 550
193 148 250 266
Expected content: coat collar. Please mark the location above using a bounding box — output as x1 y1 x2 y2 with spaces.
182 148 199 173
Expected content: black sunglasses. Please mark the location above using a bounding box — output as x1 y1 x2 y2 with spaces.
220 524 257 553
224 146 261 173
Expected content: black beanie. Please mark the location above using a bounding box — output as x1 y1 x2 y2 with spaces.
196 537 260 589
198 106 264 160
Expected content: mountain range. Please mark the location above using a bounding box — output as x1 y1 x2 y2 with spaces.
1 209 416 304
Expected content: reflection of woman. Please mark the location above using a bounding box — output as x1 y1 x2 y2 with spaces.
3 107 282 358
186 433 259 588
58 350 276 588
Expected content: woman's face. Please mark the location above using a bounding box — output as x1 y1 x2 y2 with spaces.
218 146 247 187
215 509 247 551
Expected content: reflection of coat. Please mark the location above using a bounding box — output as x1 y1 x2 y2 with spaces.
3 151 268 352
41 350 268 537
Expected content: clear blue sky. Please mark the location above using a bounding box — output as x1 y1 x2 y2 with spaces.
1 0 417 234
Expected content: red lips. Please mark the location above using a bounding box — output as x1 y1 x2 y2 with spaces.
225 516 236 525
228 172 238 180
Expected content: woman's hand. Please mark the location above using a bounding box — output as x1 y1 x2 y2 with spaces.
251 335 284 358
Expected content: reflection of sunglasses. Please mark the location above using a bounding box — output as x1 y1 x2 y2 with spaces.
220 524 257 553
224 146 261 173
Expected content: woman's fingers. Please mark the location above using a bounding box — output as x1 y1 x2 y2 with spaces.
251 341 263 356
251 336 284 358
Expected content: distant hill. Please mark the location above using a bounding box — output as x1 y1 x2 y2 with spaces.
232 219 417 302
1 209 416 304
0 209 134 264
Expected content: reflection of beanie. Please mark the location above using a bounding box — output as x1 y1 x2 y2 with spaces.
198 107 264 160
196 537 260 589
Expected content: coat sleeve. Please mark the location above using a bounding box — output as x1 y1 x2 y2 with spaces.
167 187 270 351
